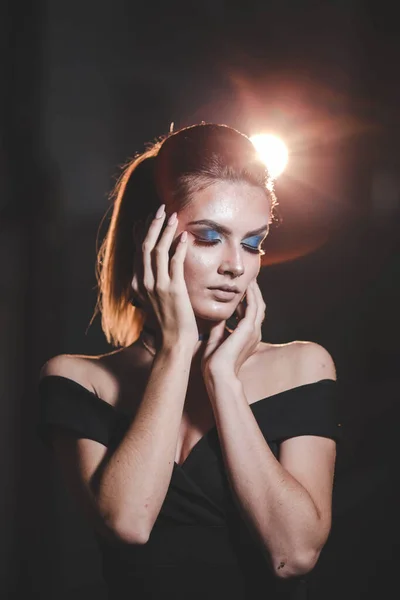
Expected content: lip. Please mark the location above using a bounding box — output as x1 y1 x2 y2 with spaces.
209 288 240 301
209 286 240 293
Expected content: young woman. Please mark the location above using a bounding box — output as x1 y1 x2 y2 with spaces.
38 123 341 599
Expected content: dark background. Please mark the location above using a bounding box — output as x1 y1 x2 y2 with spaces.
2 0 399 598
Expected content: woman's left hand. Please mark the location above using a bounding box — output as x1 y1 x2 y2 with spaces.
201 278 266 379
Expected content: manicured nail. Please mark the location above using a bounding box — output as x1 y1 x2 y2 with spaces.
168 212 177 225
155 204 165 219
180 231 187 242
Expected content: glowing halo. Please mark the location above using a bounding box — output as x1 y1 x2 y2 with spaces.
250 134 288 178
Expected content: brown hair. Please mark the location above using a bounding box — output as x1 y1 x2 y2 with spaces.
95 123 277 347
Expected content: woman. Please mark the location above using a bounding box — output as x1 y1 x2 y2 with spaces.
38 123 341 599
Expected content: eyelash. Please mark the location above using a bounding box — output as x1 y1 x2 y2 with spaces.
193 238 266 256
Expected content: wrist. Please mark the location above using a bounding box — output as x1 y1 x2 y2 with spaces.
160 338 196 357
202 351 236 375
203 362 239 385
204 370 243 402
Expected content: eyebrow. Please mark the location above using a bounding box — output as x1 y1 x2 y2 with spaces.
187 219 269 238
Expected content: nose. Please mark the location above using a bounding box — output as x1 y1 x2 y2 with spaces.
217 245 244 278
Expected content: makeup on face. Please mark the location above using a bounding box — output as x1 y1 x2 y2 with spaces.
187 219 269 255
174 181 270 320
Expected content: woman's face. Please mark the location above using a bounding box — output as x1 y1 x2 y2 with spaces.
174 180 270 323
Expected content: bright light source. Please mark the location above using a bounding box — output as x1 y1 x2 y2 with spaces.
250 134 288 178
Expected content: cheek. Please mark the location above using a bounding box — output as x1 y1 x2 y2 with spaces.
183 248 260 285
250 261 261 279
183 248 217 279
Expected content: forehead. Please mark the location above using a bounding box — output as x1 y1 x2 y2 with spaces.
179 180 270 229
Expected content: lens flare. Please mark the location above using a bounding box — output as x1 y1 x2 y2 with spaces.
250 134 288 178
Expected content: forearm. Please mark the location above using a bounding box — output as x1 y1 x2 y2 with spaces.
96 344 192 542
205 374 328 576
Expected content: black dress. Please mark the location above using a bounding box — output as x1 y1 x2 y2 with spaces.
37 375 341 600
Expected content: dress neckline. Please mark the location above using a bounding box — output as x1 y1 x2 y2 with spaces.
40 375 336 469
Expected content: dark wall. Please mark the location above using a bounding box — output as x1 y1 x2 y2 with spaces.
2 1 399 598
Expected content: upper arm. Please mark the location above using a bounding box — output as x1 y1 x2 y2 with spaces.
279 342 338 545
279 435 336 545
40 355 114 539
51 431 114 538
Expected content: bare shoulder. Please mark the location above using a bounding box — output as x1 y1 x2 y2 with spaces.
39 347 134 408
259 339 335 372
289 340 337 383
39 353 103 395
250 340 336 398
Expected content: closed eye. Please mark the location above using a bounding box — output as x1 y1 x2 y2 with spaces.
243 242 265 256
193 237 265 256
243 235 266 254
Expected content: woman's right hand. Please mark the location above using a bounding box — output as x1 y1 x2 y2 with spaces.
131 204 199 351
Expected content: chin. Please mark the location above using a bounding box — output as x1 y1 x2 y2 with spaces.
192 304 237 323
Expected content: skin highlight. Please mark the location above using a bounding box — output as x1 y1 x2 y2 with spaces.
140 179 271 344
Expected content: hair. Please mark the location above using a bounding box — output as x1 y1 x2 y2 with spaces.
94 123 277 347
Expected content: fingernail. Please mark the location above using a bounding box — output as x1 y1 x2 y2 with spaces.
168 212 177 225
180 231 187 242
155 204 165 219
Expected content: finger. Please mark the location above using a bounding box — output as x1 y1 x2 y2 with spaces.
208 320 226 344
154 212 179 287
142 205 166 290
251 282 265 344
143 205 166 247
169 230 188 282
241 280 257 325
253 280 266 326
202 321 226 362
235 293 247 320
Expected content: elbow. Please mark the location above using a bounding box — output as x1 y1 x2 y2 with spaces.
272 518 331 579
96 495 155 545
106 514 152 545
275 521 331 579
291 548 321 577
112 521 150 545
273 548 321 579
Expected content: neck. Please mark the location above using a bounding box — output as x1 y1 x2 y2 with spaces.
138 319 228 362
142 323 210 341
